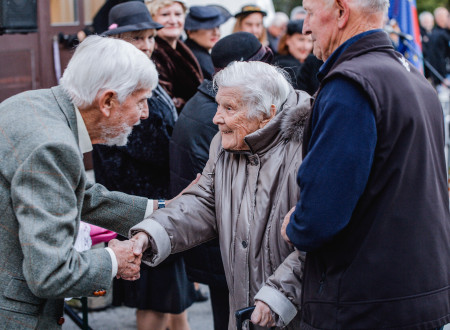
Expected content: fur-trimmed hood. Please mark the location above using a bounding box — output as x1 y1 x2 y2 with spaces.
245 89 312 154
280 90 312 142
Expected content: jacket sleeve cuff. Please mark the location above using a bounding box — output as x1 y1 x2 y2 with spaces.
129 219 171 266
104 247 118 279
254 285 297 326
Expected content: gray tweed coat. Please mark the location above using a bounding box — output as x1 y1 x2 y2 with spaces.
0 85 148 329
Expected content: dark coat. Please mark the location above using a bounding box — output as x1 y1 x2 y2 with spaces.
185 38 215 81
300 31 450 330
169 80 227 289
420 26 434 79
152 36 203 112
93 84 177 199
275 54 302 89
429 26 450 85
297 54 322 95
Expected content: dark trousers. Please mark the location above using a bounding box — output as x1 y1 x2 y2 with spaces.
209 285 230 330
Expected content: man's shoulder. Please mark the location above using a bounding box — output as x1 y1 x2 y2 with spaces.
0 88 77 155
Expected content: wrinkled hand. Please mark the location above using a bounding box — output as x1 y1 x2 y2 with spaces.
108 239 142 281
166 173 201 206
251 300 275 328
130 231 150 255
281 207 295 245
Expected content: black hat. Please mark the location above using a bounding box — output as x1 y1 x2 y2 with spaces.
234 4 267 19
211 32 273 72
185 5 231 30
102 1 163 36
286 19 304 35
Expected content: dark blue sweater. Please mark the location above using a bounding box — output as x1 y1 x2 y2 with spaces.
286 31 380 252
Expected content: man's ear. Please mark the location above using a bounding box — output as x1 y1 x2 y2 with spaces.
97 90 116 117
336 0 350 29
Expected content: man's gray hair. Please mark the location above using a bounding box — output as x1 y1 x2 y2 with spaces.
270 12 289 27
290 6 306 20
214 61 293 119
354 0 390 14
60 35 158 108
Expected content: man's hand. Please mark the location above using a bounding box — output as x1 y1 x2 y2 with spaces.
281 207 296 245
166 174 201 206
108 239 141 281
251 300 275 327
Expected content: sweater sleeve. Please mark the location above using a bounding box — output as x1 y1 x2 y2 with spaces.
287 76 377 252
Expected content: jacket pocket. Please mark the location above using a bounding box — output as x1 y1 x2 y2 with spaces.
1 277 44 316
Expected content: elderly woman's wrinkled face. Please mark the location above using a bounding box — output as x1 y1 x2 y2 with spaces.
213 87 264 151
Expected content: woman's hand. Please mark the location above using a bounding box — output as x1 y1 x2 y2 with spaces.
281 206 296 245
251 300 276 327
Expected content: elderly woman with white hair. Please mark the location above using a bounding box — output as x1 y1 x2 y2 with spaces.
130 61 311 329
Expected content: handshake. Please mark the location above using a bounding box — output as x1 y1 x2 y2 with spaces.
107 232 150 281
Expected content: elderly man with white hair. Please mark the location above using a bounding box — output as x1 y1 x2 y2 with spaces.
280 0 450 329
0 35 161 329
131 61 311 329
267 11 289 54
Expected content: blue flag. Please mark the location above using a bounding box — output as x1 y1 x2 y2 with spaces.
388 0 423 71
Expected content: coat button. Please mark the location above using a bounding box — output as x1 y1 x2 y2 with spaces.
242 240 248 248
57 317 65 325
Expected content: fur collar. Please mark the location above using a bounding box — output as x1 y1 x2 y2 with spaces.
280 90 312 143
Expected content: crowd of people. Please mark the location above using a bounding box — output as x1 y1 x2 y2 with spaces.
0 0 450 330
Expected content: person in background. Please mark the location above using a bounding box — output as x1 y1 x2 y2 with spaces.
184 5 231 80
170 32 274 330
430 7 450 88
0 35 157 329
233 4 268 46
289 6 307 21
282 0 450 328
275 19 313 89
296 53 323 95
146 0 203 112
267 12 289 55
93 2 195 330
419 11 435 80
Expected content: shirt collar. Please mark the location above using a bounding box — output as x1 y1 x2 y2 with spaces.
317 29 383 81
74 106 93 154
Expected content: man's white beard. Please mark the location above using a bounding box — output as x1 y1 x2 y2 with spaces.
100 120 140 147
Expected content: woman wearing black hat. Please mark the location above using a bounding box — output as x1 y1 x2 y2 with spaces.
146 0 203 113
184 5 231 80
232 4 268 46
93 2 196 330
275 19 313 89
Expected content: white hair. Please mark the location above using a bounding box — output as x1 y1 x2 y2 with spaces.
419 11 434 25
290 6 306 20
353 0 390 14
60 35 158 108
213 61 293 119
270 12 289 27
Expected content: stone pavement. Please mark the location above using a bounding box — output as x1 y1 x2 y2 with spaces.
62 284 214 330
